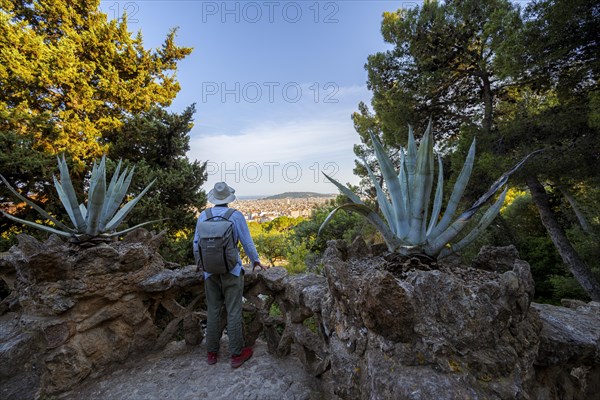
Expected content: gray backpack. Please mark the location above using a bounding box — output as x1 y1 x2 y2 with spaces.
197 208 239 274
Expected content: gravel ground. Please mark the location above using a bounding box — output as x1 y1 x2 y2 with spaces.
58 339 321 400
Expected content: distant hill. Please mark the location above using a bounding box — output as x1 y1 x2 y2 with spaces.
261 192 336 200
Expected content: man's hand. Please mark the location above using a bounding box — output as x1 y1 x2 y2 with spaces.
252 260 267 272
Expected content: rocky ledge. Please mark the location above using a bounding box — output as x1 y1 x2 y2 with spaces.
1 233 599 400
315 239 600 399
0 230 203 399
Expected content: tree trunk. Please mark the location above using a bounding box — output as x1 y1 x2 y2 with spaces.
558 184 591 234
481 73 493 135
526 176 600 301
496 214 517 246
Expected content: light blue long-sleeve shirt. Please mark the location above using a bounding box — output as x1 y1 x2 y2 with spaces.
193 206 260 279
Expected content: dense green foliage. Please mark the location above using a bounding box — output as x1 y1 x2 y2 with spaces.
2 0 598 304
352 0 521 158
107 105 207 265
0 1 203 260
245 216 317 273
0 0 192 243
240 197 372 275
352 0 599 303
0 0 190 166
292 196 373 255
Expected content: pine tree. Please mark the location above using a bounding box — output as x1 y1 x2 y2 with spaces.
352 0 600 300
107 104 207 265
0 0 192 237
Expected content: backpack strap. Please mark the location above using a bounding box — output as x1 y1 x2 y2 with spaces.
204 207 235 221
223 208 236 220
223 209 239 243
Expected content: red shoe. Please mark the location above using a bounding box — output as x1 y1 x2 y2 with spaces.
231 347 253 368
207 352 218 365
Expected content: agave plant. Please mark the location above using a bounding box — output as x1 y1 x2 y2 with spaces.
320 123 539 259
1 155 160 241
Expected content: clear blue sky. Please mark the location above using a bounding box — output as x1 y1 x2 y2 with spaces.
101 1 422 196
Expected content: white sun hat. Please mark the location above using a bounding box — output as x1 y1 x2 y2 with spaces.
207 182 236 205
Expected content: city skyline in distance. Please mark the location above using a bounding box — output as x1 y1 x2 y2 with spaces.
202 158 354 196
214 191 338 202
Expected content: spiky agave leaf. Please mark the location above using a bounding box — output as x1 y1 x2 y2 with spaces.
427 154 444 236
405 126 418 192
0 211 73 237
106 160 123 195
100 166 135 230
53 175 78 229
108 218 167 237
99 159 122 226
57 155 86 232
88 160 99 202
85 156 106 235
79 203 87 221
407 122 434 244
104 178 156 232
361 157 397 235
425 150 541 256
2 155 161 241
0 174 75 233
322 172 363 205
427 138 476 239
320 173 402 251
437 186 508 259
369 132 408 236
319 203 401 251
398 149 409 218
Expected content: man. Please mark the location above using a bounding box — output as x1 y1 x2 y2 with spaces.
193 182 265 368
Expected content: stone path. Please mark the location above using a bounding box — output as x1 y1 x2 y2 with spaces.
58 339 322 400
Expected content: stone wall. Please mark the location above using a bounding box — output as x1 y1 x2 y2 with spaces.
0 230 203 399
1 233 599 399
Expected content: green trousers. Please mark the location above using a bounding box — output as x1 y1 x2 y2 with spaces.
204 271 245 356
